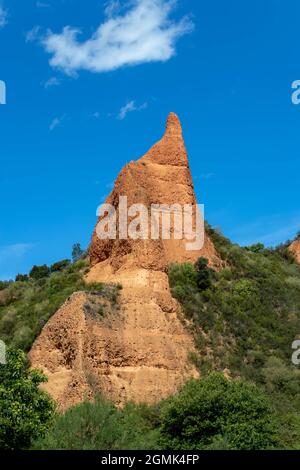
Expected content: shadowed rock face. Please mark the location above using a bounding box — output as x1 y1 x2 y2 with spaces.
30 113 220 411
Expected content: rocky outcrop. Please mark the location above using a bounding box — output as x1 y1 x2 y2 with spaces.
29 273 197 411
30 113 221 410
89 112 221 271
289 239 300 263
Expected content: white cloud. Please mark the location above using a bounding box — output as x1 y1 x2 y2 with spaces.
104 0 121 18
26 25 41 43
41 0 194 76
44 76 61 89
118 100 147 119
49 115 64 131
0 6 7 29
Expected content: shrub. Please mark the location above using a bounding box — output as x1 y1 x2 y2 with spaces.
29 265 50 280
194 257 214 291
0 349 55 450
50 259 71 273
15 274 29 282
159 374 277 450
34 397 160 450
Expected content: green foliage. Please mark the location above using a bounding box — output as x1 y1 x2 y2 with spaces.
29 265 50 280
72 243 85 262
245 243 265 254
194 257 215 291
34 397 160 450
0 349 55 450
169 224 300 449
50 259 71 273
159 374 276 450
15 274 29 282
0 259 121 352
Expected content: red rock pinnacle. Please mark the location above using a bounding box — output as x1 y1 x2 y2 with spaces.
89 113 221 271
141 112 188 167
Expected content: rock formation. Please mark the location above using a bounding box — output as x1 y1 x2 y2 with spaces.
289 238 300 263
29 113 221 411
90 112 220 271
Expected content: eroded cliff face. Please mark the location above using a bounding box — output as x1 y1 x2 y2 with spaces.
289 239 300 263
30 113 221 410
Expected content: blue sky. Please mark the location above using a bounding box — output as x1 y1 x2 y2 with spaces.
1 0 300 280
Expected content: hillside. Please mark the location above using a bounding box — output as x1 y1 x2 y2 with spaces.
2 231 300 449
28 113 221 410
1 112 300 450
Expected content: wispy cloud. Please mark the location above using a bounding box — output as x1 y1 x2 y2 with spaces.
44 76 61 89
0 5 8 29
40 0 194 76
49 115 65 131
118 100 147 120
0 243 33 281
200 172 215 180
36 1 50 7
25 25 41 43
0 243 32 258
228 212 300 247
104 0 121 18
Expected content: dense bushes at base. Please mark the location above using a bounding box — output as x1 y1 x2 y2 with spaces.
159 374 276 450
168 225 300 448
0 350 55 450
34 374 276 451
33 398 160 450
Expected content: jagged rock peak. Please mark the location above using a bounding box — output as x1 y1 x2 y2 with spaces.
141 112 188 167
165 112 183 139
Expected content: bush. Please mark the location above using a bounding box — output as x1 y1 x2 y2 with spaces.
159 374 277 450
50 259 71 273
34 397 160 450
194 257 214 291
29 265 50 280
0 349 55 450
15 274 29 282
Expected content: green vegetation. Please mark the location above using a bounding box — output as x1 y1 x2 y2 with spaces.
159 373 276 450
34 373 276 451
0 258 121 351
0 349 55 450
169 224 300 448
2 229 300 450
34 398 160 450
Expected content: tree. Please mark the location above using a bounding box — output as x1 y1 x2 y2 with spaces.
50 259 71 273
0 349 55 450
245 243 265 254
15 274 29 282
159 373 277 450
72 243 84 262
29 265 50 280
194 257 214 291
